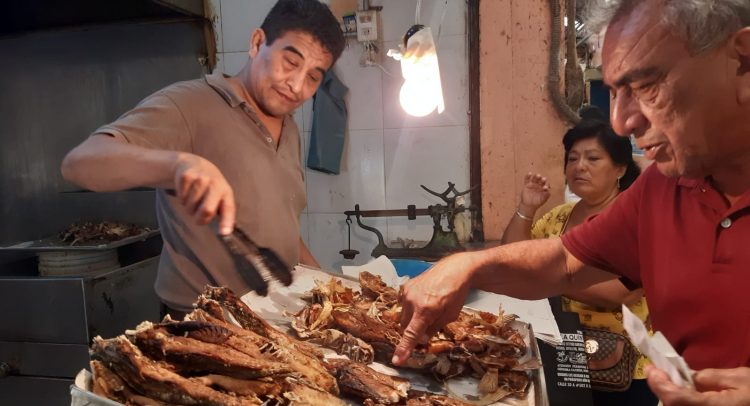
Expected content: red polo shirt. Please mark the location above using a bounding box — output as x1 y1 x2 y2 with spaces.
562 165 750 370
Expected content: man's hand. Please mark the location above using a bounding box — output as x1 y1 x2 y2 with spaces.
647 365 750 406
173 154 236 235
392 253 478 365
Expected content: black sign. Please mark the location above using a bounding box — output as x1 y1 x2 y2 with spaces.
537 297 594 406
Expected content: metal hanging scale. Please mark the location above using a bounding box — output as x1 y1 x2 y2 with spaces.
339 216 360 260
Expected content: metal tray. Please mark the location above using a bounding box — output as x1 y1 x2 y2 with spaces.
0 229 160 252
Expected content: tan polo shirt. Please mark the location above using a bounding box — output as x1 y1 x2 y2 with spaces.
94 73 306 311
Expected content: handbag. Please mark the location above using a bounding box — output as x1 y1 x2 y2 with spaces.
582 328 638 392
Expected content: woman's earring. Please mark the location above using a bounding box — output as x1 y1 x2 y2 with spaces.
617 176 622 189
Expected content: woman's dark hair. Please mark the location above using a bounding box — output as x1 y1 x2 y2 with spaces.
261 0 345 64
562 106 641 190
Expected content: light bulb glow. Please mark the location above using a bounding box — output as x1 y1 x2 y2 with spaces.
397 27 445 117
399 75 440 117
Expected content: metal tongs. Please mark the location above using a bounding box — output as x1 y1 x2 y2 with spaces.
163 189 293 295
220 227 294 296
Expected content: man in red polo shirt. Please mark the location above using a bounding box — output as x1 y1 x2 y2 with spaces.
393 1 750 405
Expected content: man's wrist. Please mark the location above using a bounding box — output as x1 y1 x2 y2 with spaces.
463 251 491 290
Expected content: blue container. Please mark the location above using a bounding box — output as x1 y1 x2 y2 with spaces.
391 259 433 278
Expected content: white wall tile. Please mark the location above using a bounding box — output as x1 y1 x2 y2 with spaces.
300 130 309 172
302 99 314 132
382 35 468 129
212 53 225 75
306 129 386 213
222 51 249 75
332 44 383 130
372 0 467 43
206 0 223 52
383 125 470 209
307 213 387 272
220 0 277 52
293 109 304 132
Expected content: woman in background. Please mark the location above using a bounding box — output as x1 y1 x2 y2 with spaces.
502 107 656 406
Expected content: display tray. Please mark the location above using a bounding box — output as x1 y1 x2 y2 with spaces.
71 267 548 406
1 229 159 252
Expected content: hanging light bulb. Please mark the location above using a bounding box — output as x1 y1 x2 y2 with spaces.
388 25 445 117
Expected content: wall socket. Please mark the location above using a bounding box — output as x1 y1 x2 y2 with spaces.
356 10 378 42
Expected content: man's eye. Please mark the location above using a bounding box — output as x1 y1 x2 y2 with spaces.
285 58 298 67
308 74 321 82
633 81 658 100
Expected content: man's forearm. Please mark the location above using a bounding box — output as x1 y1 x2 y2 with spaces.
62 135 180 192
468 238 615 300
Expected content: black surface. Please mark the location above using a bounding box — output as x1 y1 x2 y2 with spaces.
0 376 73 406
538 297 595 406
0 341 89 378
0 278 89 344
0 19 207 247
1 0 197 36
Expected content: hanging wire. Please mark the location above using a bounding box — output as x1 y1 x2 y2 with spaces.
415 0 423 24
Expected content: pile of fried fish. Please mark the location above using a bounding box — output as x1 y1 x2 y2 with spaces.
290 272 536 404
89 285 481 405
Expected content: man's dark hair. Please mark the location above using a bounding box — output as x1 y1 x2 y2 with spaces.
562 105 641 190
261 0 345 64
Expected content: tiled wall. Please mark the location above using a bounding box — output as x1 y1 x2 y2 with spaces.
210 0 469 271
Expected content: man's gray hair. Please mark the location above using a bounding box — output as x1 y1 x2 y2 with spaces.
585 0 750 53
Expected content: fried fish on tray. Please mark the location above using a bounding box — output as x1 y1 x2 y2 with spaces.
289 271 536 404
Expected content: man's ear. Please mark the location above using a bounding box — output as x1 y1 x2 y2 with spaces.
730 27 750 104
249 28 266 59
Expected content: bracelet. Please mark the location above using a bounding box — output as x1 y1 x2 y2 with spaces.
515 210 533 221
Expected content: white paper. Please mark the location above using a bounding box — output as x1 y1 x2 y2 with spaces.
341 255 407 287
464 290 562 346
240 265 360 322
621 305 693 387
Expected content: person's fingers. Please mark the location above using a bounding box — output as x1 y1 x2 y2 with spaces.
177 171 196 204
393 314 430 366
399 289 415 331
422 325 441 344
184 178 208 214
217 189 236 235
523 172 533 186
195 185 222 225
693 368 749 393
646 366 701 406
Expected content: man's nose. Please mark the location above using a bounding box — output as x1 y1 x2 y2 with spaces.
611 91 648 138
287 72 305 95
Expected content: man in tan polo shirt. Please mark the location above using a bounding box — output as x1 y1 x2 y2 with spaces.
61 0 345 317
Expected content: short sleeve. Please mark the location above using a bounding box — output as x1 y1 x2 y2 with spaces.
531 203 573 239
93 92 192 152
531 210 556 239
561 172 645 284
